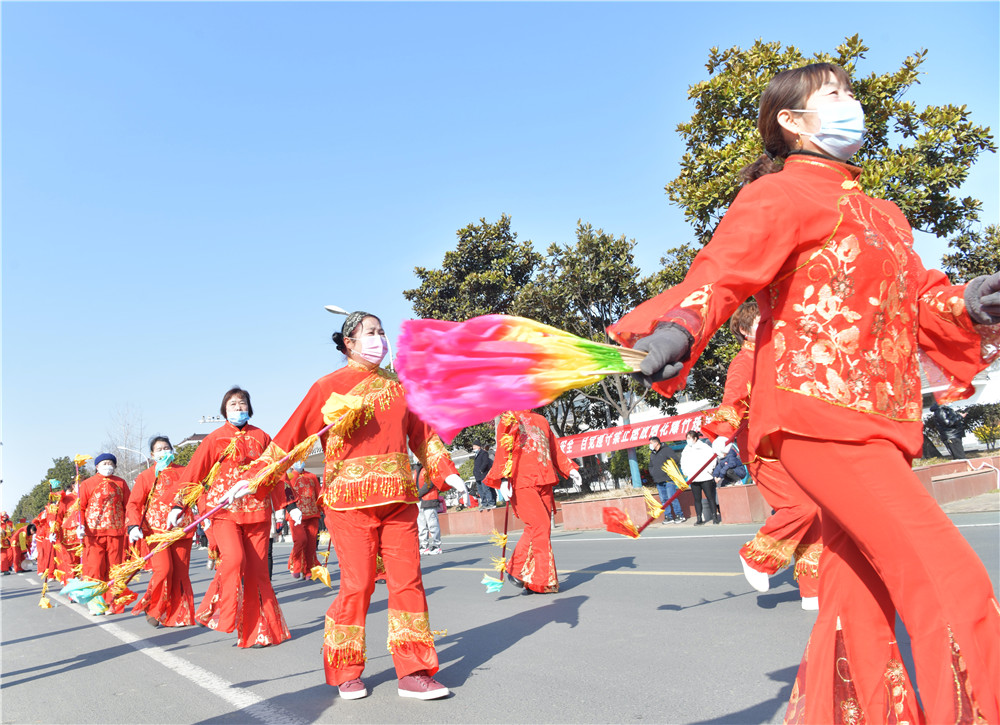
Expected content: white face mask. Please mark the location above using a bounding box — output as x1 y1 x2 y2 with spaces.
792 100 865 160
97 463 115 477
352 335 388 365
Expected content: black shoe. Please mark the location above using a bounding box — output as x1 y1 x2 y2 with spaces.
521 587 534 596
146 614 161 628
507 572 525 588
713 514 721 524
693 519 706 526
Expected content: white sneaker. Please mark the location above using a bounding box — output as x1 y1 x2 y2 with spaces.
419 548 430 556
428 548 442 556
801 596 819 611
739 554 770 592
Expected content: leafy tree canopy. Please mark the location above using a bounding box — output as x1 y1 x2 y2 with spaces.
403 214 541 321
12 456 91 522
941 224 1000 284
666 35 995 246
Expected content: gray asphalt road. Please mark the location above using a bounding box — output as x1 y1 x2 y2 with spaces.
3 512 998 725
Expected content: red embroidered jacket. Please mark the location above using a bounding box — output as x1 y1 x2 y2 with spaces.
484 411 578 490
57 491 81 545
259 361 459 512
78 474 131 537
609 155 1000 459
128 464 194 533
286 470 322 518
177 422 283 525
701 341 754 461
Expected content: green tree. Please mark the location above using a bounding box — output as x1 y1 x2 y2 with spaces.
12 457 91 522
449 422 495 455
173 442 199 467
666 36 995 246
403 214 542 321
941 225 1000 284
514 221 667 485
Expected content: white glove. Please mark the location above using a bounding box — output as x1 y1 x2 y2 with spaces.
289 508 303 526
445 474 467 494
76 524 86 539
128 526 144 544
48 533 57 542
712 437 729 456
202 518 212 531
224 480 252 505
569 469 582 487
500 479 513 501
166 507 184 529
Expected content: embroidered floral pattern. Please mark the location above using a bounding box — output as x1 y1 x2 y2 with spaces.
85 479 126 531
771 195 924 422
741 531 798 574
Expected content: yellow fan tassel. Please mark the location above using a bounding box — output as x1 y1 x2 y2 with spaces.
664 459 690 491
488 530 507 549
38 581 53 609
310 565 332 588
642 487 666 519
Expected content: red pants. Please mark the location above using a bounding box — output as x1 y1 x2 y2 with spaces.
133 534 195 627
509 486 558 594
322 503 437 686
195 518 289 648
742 458 822 598
54 539 81 583
36 538 56 579
82 534 124 582
778 435 999 724
288 517 320 576
0 547 13 572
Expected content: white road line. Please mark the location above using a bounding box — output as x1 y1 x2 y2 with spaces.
36 584 305 725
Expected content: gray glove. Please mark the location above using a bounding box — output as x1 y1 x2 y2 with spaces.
633 323 693 386
965 273 1000 324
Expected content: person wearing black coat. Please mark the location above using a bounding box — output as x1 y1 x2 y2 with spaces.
648 437 686 524
472 442 496 509
928 403 967 459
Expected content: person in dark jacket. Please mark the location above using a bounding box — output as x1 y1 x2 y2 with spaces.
712 443 748 486
928 403 967 459
472 442 496 509
648 437 686 524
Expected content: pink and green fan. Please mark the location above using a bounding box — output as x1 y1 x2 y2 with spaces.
396 314 646 442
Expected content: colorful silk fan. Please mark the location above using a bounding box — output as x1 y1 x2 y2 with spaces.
396 315 647 443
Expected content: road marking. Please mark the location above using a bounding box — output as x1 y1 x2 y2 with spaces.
443 566 740 577
36 583 305 725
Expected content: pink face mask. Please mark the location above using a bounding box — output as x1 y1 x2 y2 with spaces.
353 335 388 365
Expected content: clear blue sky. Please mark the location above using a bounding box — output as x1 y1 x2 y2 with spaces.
3 2 998 507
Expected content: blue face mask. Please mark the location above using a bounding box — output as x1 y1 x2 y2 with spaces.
155 450 176 474
292 462 305 473
793 100 865 161
228 411 250 427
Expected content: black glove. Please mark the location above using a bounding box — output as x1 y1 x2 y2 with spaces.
965 273 1000 325
633 323 694 387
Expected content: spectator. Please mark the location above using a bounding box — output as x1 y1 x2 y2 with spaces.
680 430 718 525
472 442 496 509
712 441 748 487
648 437 685 524
928 403 967 459
414 464 442 555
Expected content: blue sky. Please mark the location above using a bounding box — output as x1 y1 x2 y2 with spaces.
3 1 998 507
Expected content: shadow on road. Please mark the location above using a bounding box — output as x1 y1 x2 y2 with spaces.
689 664 797 724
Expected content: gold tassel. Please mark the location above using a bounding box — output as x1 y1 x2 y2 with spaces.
642 487 666 519
488 529 508 549
491 556 508 574
310 565 332 588
664 459 690 490
38 581 53 609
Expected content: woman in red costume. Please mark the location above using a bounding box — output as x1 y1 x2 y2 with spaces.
701 299 822 609
484 410 581 594
54 481 83 583
249 310 467 701
127 435 195 628
34 481 64 581
78 455 130 583
168 387 290 648
609 63 1000 724
285 461 323 580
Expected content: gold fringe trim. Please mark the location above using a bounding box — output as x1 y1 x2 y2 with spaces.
386 609 434 654
323 616 366 668
642 487 666 519
741 532 796 572
488 530 507 548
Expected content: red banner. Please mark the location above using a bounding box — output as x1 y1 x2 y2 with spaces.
556 409 717 458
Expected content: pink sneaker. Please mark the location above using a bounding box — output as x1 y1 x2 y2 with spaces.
398 671 449 700
338 678 368 700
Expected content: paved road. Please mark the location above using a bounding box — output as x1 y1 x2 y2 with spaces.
3 511 998 724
